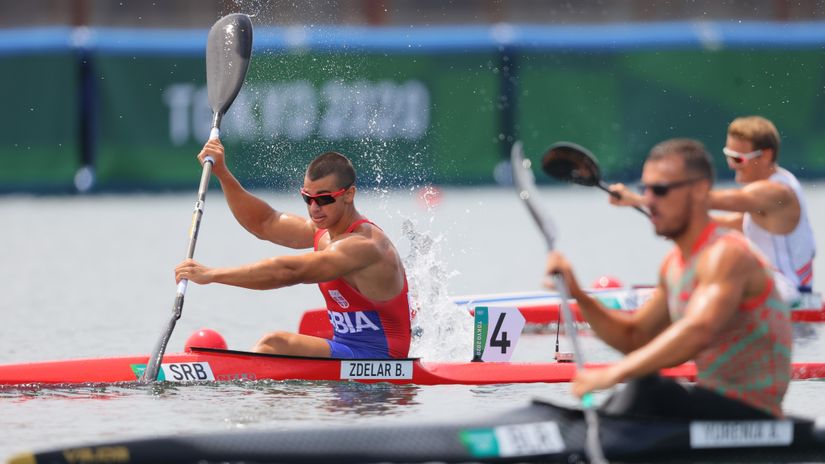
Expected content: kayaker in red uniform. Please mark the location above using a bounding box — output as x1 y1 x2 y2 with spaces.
174 139 411 359
546 138 792 419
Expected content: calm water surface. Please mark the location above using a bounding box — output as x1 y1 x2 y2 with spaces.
1 184 824 460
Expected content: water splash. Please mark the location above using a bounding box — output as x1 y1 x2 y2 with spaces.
401 218 473 361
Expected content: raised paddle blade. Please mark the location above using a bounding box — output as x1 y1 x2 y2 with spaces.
206 13 253 131
510 141 557 251
543 141 650 218
541 141 601 187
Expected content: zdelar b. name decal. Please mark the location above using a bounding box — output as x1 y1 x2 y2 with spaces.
340 360 413 380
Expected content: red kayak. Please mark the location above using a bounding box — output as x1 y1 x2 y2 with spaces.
300 288 825 338
2 346 825 386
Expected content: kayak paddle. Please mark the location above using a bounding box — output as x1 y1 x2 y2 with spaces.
510 141 608 464
542 141 650 218
141 13 253 383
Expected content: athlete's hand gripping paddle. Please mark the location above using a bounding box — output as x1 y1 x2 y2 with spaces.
511 141 608 464
142 14 253 383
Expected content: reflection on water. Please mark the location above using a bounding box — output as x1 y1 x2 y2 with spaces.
0 383 145 403
319 382 420 416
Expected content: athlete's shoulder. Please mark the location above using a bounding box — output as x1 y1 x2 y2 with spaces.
350 219 399 249
747 175 796 198
324 229 387 265
699 233 760 278
775 166 803 183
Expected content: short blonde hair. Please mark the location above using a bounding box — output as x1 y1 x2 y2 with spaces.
727 116 780 162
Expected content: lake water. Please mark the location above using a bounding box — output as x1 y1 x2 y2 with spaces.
1 183 824 461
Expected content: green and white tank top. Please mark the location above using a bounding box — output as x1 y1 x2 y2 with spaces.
662 222 792 417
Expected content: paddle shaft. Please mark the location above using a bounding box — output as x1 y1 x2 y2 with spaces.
177 151 215 305
141 146 215 383
511 141 607 464
552 274 608 464
521 186 556 250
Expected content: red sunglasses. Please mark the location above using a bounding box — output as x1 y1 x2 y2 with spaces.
300 186 349 206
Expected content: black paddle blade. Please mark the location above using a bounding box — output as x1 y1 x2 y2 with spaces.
206 13 253 127
541 142 602 187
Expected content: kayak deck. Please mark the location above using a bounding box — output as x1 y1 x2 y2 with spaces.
0 348 617 386
2 347 825 387
11 399 825 463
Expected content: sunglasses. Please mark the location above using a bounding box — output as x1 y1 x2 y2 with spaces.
300 186 350 206
637 177 705 197
722 147 763 164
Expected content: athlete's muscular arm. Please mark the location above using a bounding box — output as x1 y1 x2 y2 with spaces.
571 241 756 397
576 283 670 355
199 139 316 249
545 252 670 354
710 181 797 216
175 234 382 290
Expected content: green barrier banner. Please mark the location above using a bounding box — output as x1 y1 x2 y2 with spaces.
4 26 825 193
94 52 501 190
0 54 80 192
517 50 825 179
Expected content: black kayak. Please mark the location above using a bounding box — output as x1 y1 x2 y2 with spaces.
9 399 825 464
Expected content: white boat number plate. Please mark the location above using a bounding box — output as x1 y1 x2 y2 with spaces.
160 362 215 382
340 360 413 380
690 420 793 448
460 421 565 458
494 421 565 456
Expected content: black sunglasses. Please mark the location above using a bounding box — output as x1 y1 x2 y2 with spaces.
300 185 350 206
637 177 705 197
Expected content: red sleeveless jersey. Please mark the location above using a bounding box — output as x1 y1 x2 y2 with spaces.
314 219 412 358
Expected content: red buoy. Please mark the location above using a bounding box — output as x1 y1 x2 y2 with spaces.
591 275 623 289
184 328 228 352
